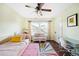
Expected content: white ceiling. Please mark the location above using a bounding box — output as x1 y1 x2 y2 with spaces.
6 3 72 21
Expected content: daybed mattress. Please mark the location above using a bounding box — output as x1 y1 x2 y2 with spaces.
0 39 29 56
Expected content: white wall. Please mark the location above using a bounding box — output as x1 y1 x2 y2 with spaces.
0 4 29 41
61 4 79 48
53 3 79 48
62 4 79 40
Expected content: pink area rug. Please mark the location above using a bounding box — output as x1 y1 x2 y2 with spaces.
21 43 39 56
20 43 58 56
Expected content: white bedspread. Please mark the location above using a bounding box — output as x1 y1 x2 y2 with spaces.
0 39 29 56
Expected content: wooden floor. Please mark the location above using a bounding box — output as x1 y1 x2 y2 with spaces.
49 40 71 56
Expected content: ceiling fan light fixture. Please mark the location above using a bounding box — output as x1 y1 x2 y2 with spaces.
25 3 52 16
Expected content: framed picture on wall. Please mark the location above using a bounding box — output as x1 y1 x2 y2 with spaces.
67 13 78 27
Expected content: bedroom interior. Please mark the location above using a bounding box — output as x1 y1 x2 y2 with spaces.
0 3 79 56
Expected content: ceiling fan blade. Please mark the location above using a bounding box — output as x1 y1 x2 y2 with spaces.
25 5 35 9
25 5 31 8
41 9 52 12
37 3 44 7
37 3 44 9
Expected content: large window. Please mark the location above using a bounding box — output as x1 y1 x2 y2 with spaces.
31 21 48 36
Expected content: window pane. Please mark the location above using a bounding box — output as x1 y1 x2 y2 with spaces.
31 22 48 36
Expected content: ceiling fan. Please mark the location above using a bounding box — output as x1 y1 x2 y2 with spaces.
25 3 52 16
